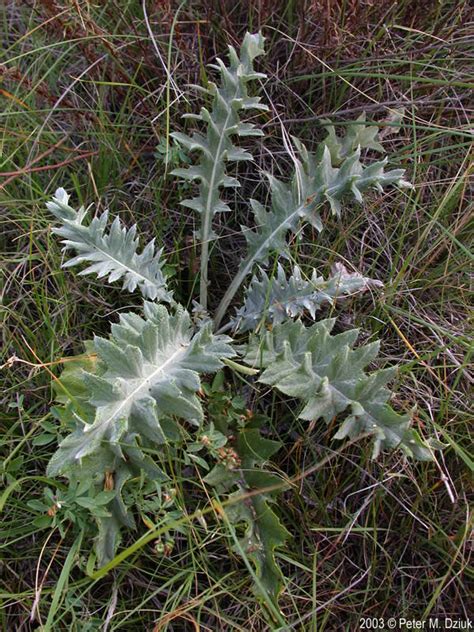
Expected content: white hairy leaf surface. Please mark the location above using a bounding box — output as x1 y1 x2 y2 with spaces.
170 32 268 307
242 141 412 268
47 303 235 477
244 318 432 460
214 134 412 327
47 188 171 302
233 262 383 332
42 31 437 587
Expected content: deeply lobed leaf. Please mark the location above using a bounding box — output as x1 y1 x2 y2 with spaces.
171 32 268 307
48 304 235 563
47 188 171 301
233 262 383 332
243 319 432 460
243 140 412 268
171 32 267 227
214 135 412 327
48 304 235 477
39 31 437 593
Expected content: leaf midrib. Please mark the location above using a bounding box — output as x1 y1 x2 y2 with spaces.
84 343 189 437
65 222 160 289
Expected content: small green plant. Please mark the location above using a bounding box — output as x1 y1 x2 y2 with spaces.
42 33 436 603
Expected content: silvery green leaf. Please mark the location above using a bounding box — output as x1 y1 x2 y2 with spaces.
243 142 412 266
215 129 411 327
47 189 171 302
170 31 268 307
233 263 383 332
47 304 235 477
321 112 385 164
243 319 432 460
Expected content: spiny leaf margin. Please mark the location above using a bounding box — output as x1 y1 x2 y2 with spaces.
47 188 172 302
171 31 268 308
233 262 383 332
215 136 412 327
243 140 412 268
243 318 432 460
47 303 235 478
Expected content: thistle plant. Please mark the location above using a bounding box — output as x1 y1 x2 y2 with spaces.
42 32 435 603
